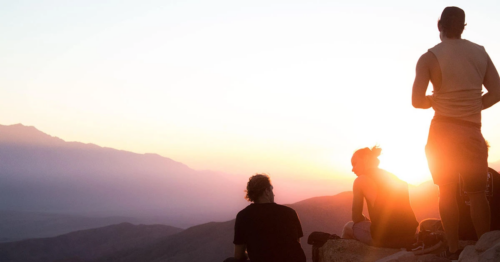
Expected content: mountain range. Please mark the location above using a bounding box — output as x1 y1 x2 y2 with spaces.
0 186 440 262
0 210 139 243
0 222 182 262
3 122 499 261
0 124 248 232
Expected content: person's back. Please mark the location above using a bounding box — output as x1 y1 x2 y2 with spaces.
429 39 489 123
343 147 418 249
229 174 306 262
412 6 500 258
235 203 305 262
369 169 418 248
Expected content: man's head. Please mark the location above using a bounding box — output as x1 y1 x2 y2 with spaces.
245 174 274 203
438 6 466 39
351 146 381 177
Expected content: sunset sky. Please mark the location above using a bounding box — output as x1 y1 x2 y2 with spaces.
3 0 500 192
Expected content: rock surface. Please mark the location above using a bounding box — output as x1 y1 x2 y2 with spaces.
474 231 500 252
375 251 415 262
415 254 450 262
318 239 402 262
477 242 500 262
318 231 500 262
457 230 500 262
458 245 478 262
318 240 450 262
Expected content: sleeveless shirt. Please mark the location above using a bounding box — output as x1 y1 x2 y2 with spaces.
428 39 489 124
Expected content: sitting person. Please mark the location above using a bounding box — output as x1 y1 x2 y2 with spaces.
342 146 419 248
225 174 306 262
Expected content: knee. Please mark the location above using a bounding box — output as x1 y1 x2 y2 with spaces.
342 221 355 238
344 221 354 229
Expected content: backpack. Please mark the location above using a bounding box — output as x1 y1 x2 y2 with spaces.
307 232 341 262
414 218 445 254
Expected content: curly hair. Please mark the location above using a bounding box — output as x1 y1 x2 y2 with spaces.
245 174 272 202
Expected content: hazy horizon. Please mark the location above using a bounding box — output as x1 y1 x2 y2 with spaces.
0 122 354 207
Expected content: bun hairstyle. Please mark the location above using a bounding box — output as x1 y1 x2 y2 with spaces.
354 146 382 167
439 6 466 38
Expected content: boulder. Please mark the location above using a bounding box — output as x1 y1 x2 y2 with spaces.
459 240 478 249
318 239 401 262
416 254 451 262
317 239 482 262
375 251 415 262
458 245 478 262
478 242 500 262
475 231 500 252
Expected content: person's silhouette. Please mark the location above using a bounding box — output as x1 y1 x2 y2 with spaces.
342 146 418 248
412 6 500 258
226 174 306 262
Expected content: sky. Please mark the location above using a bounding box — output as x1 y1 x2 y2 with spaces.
3 0 500 193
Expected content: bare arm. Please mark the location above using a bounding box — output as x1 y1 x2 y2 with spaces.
352 178 367 223
234 244 247 260
482 54 500 110
412 52 433 109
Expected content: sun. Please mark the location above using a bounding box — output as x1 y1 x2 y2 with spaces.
378 149 432 185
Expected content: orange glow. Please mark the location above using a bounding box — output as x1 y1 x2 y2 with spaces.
379 149 431 186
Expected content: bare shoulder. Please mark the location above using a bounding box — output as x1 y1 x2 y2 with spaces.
417 51 437 68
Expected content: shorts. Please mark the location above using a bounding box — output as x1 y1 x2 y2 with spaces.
425 118 488 193
353 221 373 245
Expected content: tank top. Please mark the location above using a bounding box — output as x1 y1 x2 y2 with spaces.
428 39 489 124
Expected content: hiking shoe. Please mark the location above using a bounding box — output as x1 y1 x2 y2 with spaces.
411 240 443 255
410 241 424 252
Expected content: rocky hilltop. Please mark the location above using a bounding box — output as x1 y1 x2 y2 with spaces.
317 230 500 262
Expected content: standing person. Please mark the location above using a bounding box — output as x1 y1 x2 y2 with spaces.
412 6 500 258
342 146 418 248
225 174 306 262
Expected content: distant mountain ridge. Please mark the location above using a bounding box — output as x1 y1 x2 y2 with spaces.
0 185 440 262
0 192 356 262
0 124 247 231
0 222 183 262
489 159 500 172
0 210 140 243
0 124 66 146
101 185 439 262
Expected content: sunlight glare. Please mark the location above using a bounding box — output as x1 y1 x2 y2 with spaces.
379 149 431 185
